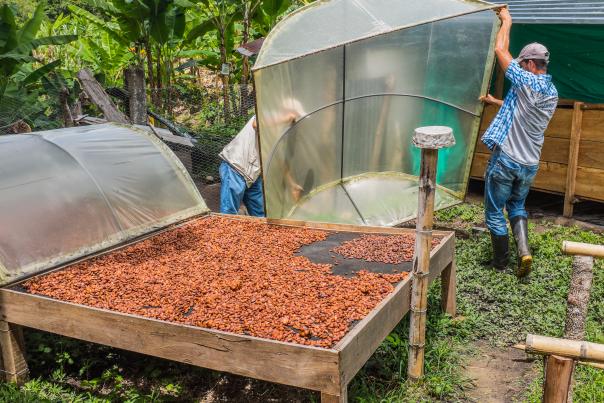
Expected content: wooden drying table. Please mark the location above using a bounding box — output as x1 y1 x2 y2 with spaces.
0 214 456 402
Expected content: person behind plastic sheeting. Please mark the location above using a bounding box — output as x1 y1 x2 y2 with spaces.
479 7 558 278
219 116 265 217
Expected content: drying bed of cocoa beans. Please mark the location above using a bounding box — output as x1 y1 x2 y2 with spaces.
23 216 437 348
332 234 441 264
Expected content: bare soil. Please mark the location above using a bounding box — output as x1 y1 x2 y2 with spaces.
465 341 536 403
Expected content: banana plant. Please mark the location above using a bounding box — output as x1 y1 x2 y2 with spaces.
186 0 242 120
72 0 189 107
0 3 76 130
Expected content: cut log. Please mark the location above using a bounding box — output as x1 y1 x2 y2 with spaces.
77 69 128 124
543 355 574 403
564 255 594 341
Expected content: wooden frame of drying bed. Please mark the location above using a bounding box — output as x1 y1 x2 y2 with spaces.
0 215 455 402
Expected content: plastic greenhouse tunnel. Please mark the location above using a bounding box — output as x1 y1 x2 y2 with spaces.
253 0 500 226
0 124 208 285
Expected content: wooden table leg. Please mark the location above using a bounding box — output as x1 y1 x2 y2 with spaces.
441 261 456 317
0 321 29 384
321 384 348 403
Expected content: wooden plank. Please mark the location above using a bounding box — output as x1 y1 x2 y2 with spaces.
265 216 451 238
471 153 568 194
440 261 456 317
581 109 604 142
474 138 570 164
543 355 574 403
0 321 28 384
0 290 341 394
478 106 573 140
564 102 584 217
575 165 604 201
578 140 604 170
583 103 604 111
77 69 129 124
337 234 454 385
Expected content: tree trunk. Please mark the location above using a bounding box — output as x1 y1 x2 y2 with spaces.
59 87 74 127
77 69 129 124
156 45 163 111
241 8 251 116
125 65 147 125
563 254 594 403
219 30 230 123
564 255 594 340
144 40 156 107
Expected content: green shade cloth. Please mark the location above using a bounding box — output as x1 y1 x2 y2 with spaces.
493 24 604 103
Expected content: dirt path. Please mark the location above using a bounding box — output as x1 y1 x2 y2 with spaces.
465 342 536 403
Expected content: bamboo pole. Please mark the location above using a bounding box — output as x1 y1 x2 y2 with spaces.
543 355 574 403
408 126 455 380
525 334 604 363
562 241 604 258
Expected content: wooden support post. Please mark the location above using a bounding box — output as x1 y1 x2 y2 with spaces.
563 101 584 218
408 126 455 380
0 321 28 384
543 355 574 403
77 69 129 124
125 65 147 125
321 386 348 403
440 261 456 317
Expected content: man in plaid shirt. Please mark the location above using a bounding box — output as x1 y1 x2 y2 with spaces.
480 7 558 277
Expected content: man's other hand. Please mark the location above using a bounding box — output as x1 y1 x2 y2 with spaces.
479 94 503 106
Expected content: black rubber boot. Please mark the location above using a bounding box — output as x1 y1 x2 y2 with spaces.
490 233 509 271
511 216 532 278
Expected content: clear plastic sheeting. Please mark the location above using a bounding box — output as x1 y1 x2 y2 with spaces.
254 1 498 226
255 0 496 69
0 123 208 285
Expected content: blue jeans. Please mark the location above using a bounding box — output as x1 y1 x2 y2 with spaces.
484 150 538 236
219 161 265 217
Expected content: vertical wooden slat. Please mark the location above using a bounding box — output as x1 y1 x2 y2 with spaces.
440 261 456 317
0 321 29 384
563 102 584 217
321 387 348 403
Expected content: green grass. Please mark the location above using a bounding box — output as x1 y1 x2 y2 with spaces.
1 203 603 402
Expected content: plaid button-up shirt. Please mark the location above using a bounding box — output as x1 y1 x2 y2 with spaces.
482 60 558 151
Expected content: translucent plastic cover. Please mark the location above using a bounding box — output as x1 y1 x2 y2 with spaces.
255 5 498 226
0 123 208 285
255 0 497 69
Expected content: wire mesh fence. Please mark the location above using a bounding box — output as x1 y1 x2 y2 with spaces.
1 80 256 202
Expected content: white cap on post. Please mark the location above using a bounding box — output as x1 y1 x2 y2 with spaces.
412 126 455 149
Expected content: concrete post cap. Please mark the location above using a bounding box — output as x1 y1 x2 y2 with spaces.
412 126 455 149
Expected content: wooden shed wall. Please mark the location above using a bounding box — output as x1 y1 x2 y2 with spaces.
470 102 604 216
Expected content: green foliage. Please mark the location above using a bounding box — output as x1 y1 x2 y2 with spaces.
435 202 484 226
0 2 76 129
